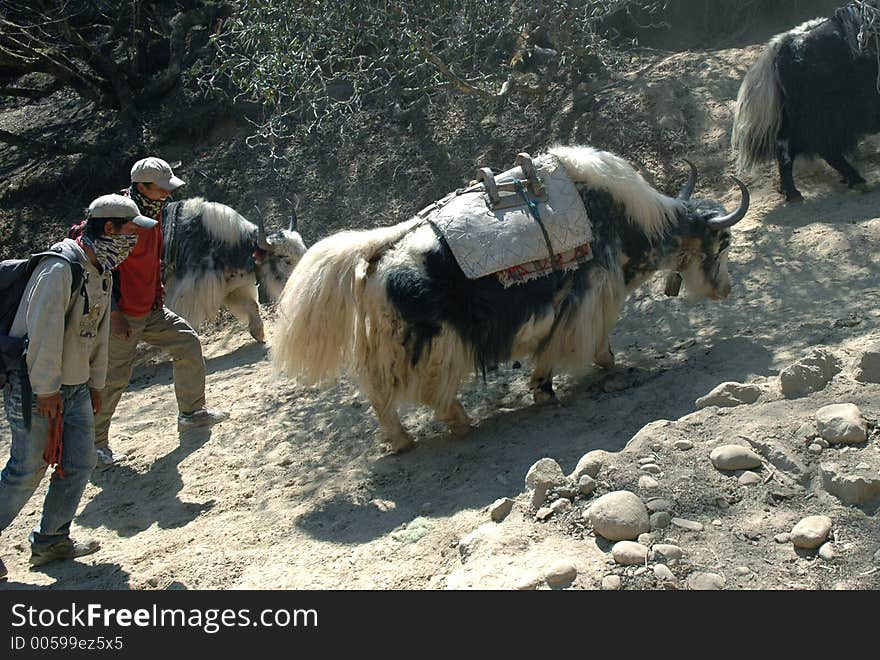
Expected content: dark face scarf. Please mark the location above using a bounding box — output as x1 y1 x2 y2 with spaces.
128 184 167 220
78 232 139 271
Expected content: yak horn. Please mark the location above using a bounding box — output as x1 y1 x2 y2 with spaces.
287 198 298 232
707 177 750 229
678 159 697 200
253 205 273 251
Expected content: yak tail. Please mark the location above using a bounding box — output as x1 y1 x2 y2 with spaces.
731 35 785 173
270 218 421 385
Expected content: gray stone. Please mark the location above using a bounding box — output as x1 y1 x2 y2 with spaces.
808 444 824 454
514 573 542 590
696 381 762 409
646 498 673 513
795 421 818 442
739 471 761 486
611 541 649 565
774 533 791 544
671 517 704 532
633 567 648 577
602 575 621 590
853 343 880 383
638 475 661 491
654 564 675 582
780 347 842 397
653 544 683 564
578 474 597 496
673 440 694 451
819 542 836 561
536 507 554 521
819 462 880 505
650 511 672 530
790 515 833 550
734 566 751 576
637 533 655 546
526 458 567 491
815 404 867 444
458 523 493 561
550 498 571 514
588 491 651 541
544 560 578 589
570 450 608 480
638 456 657 465
489 497 515 522
710 445 763 471
640 464 662 474
687 572 725 590
555 485 578 499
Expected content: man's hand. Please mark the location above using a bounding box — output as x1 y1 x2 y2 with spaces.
89 388 102 415
37 392 63 418
110 310 131 339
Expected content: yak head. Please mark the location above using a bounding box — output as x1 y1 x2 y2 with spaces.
665 162 749 301
253 210 308 302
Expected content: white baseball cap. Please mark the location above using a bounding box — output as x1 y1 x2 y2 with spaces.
130 156 185 191
88 194 157 228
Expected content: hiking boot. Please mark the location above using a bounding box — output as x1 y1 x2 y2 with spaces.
95 445 127 469
178 407 230 430
30 538 100 568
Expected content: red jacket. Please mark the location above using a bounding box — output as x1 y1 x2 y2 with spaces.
114 200 164 318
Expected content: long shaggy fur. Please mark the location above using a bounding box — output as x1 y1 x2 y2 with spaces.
732 19 825 172
183 197 257 244
549 145 677 236
271 218 422 384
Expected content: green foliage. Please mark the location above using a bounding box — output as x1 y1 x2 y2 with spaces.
203 0 667 151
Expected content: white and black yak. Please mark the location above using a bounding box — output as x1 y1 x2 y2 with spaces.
271 145 749 452
162 198 307 343
732 1 880 201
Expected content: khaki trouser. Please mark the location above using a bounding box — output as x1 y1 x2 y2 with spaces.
94 306 206 448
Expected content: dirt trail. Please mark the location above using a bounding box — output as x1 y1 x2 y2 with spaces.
1 45 878 590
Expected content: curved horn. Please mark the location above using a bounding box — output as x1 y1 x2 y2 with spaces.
286 197 298 232
253 205 272 251
707 177 750 229
678 159 697 200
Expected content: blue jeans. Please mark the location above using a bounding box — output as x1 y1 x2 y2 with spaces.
0 372 96 550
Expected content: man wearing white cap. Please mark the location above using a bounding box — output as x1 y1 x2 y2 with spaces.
92 157 228 468
0 195 148 576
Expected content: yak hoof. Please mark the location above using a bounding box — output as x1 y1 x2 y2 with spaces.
385 433 415 454
784 190 804 204
250 327 267 344
447 420 473 437
595 351 615 370
531 386 558 405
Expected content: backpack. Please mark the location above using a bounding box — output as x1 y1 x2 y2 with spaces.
0 245 85 388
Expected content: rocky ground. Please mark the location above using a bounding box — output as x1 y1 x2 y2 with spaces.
1 37 879 590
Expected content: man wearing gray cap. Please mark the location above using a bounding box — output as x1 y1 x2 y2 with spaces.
0 195 149 576
92 157 228 468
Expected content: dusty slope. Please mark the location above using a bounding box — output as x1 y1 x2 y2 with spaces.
0 44 878 590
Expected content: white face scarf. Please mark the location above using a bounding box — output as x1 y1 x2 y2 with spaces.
79 232 139 271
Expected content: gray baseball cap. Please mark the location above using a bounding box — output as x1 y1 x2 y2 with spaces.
130 156 185 191
88 194 157 228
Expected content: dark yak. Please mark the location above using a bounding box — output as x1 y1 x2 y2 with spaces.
732 1 880 202
162 198 307 343
271 145 749 453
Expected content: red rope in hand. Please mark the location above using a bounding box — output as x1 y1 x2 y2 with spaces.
43 413 66 480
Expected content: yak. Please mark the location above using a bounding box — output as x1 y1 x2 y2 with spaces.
162 198 307 343
271 145 749 453
732 1 880 202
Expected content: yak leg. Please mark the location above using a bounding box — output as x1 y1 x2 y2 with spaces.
529 360 557 404
224 285 266 343
820 150 866 188
435 398 472 436
368 398 414 453
595 336 615 369
776 136 803 203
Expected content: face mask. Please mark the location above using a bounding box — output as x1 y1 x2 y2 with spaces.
80 233 139 271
